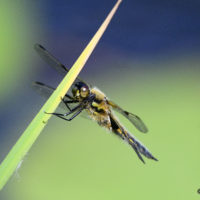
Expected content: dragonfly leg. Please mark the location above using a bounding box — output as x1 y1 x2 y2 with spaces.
45 103 81 116
61 97 79 111
65 94 74 100
49 107 84 121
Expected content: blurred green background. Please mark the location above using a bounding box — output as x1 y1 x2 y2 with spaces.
1 0 200 199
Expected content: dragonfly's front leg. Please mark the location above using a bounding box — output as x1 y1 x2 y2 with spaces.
61 97 78 111
51 107 84 121
45 103 83 121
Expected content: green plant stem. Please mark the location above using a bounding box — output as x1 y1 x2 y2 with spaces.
0 0 122 190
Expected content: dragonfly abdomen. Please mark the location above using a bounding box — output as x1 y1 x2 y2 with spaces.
109 114 158 163
126 132 158 163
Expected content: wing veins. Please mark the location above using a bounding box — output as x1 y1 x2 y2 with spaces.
108 100 148 133
32 81 74 111
34 44 85 83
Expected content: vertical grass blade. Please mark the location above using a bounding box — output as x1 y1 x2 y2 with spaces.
0 0 122 190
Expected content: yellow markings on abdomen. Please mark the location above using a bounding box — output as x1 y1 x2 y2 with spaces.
117 128 122 134
129 138 134 144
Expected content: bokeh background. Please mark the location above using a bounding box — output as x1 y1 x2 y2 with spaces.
1 0 200 199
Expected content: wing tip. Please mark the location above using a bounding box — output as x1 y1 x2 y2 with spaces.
139 153 158 163
141 127 148 133
136 151 158 164
145 151 158 162
129 135 158 163
151 156 158 161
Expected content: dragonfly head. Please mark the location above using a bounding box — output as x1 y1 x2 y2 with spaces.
72 82 90 100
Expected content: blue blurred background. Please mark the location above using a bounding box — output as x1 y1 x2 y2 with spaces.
1 0 200 199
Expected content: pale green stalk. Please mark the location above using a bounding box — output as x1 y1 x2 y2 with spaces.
0 0 122 190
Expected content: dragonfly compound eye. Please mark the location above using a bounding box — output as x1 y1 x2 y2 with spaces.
80 86 89 98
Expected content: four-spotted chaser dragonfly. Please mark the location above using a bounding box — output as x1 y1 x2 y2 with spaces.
32 44 158 163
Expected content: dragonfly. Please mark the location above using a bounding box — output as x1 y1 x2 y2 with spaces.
32 44 158 163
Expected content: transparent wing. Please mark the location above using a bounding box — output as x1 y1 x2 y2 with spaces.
34 44 86 83
34 44 68 76
108 100 148 133
32 81 73 111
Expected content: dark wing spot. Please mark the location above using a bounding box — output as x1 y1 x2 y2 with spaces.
34 81 45 86
60 64 67 71
37 44 46 50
